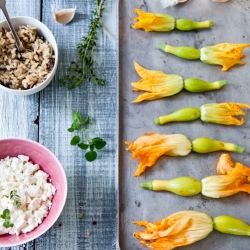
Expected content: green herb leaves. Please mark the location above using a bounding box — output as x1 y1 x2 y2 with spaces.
10 190 21 208
68 111 91 132
59 0 106 90
69 110 106 161
1 190 21 228
1 209 13 228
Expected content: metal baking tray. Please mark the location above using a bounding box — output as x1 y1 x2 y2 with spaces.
118 0 250 249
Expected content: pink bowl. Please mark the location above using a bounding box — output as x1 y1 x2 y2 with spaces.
0 138 67 247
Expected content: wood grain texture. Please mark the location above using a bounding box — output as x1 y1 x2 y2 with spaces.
0 0 118 249
37 0 118 250
0 0 40 141
0 1 40 249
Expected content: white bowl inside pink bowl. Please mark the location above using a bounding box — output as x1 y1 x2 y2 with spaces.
0 138 67 247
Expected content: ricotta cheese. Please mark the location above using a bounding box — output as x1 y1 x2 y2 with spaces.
0 155 56 235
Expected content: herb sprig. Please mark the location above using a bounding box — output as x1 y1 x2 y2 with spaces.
1 209 13 228
10 190 21 208
69 110 106 161
59 0 106 90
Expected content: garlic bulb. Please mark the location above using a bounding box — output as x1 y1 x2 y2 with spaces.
53 7 76 24
160 0 187 8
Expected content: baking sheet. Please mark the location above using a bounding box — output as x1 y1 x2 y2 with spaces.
119 0 250 249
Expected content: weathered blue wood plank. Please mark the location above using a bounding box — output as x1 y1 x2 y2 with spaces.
0 0 40 140
36 0 119 249
0 1 40 249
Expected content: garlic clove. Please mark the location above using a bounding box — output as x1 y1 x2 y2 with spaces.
211 0 229 2
53 7 76 24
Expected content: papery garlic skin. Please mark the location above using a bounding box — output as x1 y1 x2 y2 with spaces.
160 0 187 8
53 7 76 24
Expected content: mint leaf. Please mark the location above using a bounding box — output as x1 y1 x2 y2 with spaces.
71 120 81 130
72 110 82 121
1 209 13 228
81 116 91 125
92 138 106 150
85 151 97 162
70 136 81 145
3 209 10 218
78 142 89 150
3 221 10 228
68 110 106 162
90 144 95 151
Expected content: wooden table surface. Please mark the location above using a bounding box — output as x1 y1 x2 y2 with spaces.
0 0 119 249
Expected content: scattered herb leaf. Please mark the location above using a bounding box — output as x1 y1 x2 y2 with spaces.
92 137 107 149
85 151 98 162
10 190 21 208
1 209 14 228
59 0 106 90
78 142 89 150
68 110 106 161
71 135 81 145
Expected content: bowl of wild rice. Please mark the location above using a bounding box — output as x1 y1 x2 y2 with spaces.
0 16 58 95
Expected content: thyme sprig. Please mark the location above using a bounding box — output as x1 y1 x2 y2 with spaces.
59 0 106 90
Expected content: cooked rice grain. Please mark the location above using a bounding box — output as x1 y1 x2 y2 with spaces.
0 25 55 90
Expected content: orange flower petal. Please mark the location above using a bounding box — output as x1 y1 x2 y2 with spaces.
132 62 183 102
200 43 250 71
125 132 191 177
133 211 213 250
202 154 250 198
132 9 175 32
134 61 166 79
200 102 250 125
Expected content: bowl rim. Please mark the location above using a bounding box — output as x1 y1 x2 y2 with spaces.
0 16 59 95
0 137 67 247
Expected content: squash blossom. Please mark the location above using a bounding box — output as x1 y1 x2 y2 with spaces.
132 9 175 32
201 154 250 198
131 62 183 102
125 132 191 177
200 43 250 71
155 102 250 125
133 211 213 250
200 102 250 125
132 9 213 32
125 133 243 177
131 62 226 102
159 43 250 71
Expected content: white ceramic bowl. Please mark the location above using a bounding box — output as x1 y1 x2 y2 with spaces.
0 16 58 95
0 138 67 247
